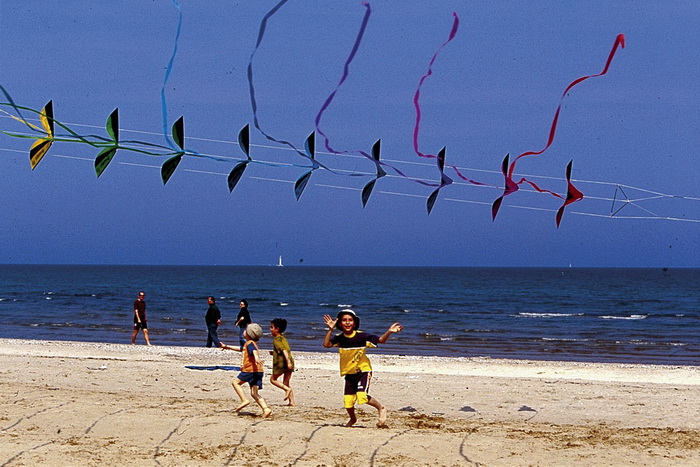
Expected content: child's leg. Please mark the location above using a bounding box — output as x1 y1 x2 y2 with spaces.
270 372 294 405
269 373 288 393
343 374 360 427
250 385 272 418
366 396 388 427
232 379 250 412
282 370 295 406
345 407 357 427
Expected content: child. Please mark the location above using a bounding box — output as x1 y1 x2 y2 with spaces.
220 323 272 418
323 309 403 427
269 318 295 406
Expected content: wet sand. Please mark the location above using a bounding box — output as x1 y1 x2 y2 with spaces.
1 339 698 466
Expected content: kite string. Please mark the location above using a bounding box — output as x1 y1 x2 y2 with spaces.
6 110 700 204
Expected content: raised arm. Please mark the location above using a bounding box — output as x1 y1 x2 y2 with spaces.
378 322 403 344
323 314 337 348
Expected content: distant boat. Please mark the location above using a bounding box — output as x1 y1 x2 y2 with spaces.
277 256 283 267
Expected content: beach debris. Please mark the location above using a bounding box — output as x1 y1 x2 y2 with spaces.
518 405 537 412
399 406 417 412
459 406 477 412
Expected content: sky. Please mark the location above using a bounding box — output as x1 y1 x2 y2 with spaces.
0 0 698 267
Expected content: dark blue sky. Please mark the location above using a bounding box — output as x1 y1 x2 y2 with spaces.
1 1 698 267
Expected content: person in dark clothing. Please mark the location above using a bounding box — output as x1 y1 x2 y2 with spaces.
234 299 251 348
205 296 222 348
131 291 151 346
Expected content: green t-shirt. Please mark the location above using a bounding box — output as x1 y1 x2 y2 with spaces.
272 334 294 375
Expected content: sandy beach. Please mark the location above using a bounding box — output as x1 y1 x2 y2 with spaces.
1 339 698 466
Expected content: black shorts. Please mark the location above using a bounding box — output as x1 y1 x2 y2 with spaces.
344 371 370 396
134 321 148 330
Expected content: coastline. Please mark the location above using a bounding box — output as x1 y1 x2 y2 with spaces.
1 338 698 465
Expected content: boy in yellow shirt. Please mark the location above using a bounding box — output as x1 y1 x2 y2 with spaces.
323 309 403 427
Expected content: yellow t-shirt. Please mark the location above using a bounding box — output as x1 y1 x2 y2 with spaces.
330 330 379 375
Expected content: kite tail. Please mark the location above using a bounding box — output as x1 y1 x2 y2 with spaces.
412 12 459 160
493 34 625 220
508 34 626 178
161 0 183 150
247 0 335 173
315 1 372 156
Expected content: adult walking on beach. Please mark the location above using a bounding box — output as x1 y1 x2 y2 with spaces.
205 296 222 348
131 291 151 346
234 299 251 348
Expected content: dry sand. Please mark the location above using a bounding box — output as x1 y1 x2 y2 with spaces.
0 338 698 466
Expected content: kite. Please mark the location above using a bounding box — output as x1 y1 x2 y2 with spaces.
411 12 485 191
311 1 442 207
426 147 453 214
555 160 584 227
245 0 344 200
490 33 626 223
4 2 678 226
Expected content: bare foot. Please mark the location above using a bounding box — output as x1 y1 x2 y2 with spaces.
284 388 293 401
234 401 250 412
377 405 387 427
346 416 357 427
262 408 272 418
286 401 296 407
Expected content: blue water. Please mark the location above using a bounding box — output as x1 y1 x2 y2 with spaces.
0 265 697 365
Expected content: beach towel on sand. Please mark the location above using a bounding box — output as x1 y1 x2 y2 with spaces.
185 365 241 371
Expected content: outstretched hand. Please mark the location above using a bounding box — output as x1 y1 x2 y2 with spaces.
388 322 404 333
323 314 337 330
219 342 240 352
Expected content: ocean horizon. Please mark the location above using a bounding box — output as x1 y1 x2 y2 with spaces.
1 265 697 365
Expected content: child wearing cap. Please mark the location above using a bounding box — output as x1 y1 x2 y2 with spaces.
221 323 272 418
323 309 403 427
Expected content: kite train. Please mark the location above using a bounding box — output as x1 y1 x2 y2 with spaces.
0 1 629 227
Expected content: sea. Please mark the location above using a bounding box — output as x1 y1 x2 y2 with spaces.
0 265 697 366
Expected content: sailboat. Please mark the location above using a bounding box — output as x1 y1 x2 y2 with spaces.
277 255 283 267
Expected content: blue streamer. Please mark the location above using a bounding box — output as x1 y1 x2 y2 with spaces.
161 0 183 150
